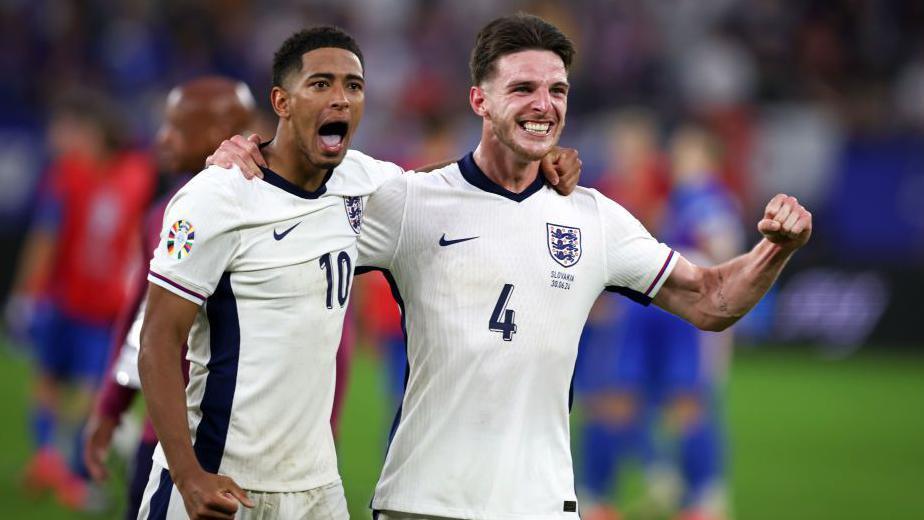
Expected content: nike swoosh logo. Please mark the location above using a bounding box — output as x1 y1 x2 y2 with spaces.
273 221 302 241
439 234 479 246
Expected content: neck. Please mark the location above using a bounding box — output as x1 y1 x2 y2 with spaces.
263 122 329 192
472 130 540 193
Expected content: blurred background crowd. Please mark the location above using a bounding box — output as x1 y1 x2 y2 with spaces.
0 0 921 519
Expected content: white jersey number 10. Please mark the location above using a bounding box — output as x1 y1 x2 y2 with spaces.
319 251 352 309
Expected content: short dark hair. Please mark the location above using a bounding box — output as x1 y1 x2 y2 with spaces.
469 13 575 85
272 26 364 87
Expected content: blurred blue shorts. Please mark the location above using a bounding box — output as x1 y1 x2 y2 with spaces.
32 303 112 384
576 301 706 400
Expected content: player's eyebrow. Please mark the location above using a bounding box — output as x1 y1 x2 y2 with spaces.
505 79 570 91
306 72 365 84
506 80 537 90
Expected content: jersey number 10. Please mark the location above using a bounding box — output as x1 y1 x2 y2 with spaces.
319 251 352 309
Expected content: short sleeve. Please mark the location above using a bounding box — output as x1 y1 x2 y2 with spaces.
357 175 408 270
595 191 678 305
327 150 405 197
148 174 241 305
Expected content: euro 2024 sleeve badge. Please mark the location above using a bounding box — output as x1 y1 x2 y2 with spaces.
547 223 581 268
167 220 195 260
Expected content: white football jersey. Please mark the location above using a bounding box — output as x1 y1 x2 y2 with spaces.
147 150 401 492
359 153 678 519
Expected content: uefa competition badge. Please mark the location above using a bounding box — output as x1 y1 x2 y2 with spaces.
167 220 195 260
547 223 582 268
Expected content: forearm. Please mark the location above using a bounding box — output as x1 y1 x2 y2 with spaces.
96 376 137 422
704 238 794 329
139 334 200 481
11 231 55 295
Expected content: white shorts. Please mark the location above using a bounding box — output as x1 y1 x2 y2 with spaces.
138 462 348 519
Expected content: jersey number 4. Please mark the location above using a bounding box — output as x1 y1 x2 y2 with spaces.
319 251 352 309
489 284 517 341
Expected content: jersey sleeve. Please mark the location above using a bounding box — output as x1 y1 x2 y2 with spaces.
595 191 678 305
333 150 405 196
364 155 405 189
357 175 408 270
147 173 241 305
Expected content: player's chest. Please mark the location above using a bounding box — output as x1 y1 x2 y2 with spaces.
232 194 364 270
402 199 604 298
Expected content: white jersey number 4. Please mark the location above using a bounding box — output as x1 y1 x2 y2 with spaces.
489 283 517 341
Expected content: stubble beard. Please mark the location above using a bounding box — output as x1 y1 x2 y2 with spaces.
493 118 551 163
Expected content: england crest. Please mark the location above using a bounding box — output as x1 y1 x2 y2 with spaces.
344 196 363 234
547 223 581 267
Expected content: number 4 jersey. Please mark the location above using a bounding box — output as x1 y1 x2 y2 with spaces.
147 150 402 491
358 152 678 519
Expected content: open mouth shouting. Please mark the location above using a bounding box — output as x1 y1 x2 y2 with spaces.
317 120 349 154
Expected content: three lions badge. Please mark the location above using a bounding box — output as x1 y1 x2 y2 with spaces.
547 223 581 267
344 196 363 234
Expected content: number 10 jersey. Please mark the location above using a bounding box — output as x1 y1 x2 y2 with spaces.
147 151 401 492
359 152 678 519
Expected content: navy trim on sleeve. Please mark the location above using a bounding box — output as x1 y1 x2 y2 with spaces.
149 271 207 302
605 285 653 306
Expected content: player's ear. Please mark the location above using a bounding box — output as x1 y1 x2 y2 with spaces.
270 86 290 119
469 85 488 117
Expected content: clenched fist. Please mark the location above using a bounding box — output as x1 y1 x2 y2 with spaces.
757 194 812 252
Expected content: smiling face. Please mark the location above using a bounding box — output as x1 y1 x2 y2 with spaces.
273 47 365 171
470 49 569 162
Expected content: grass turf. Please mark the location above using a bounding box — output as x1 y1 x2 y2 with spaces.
1 343 921 519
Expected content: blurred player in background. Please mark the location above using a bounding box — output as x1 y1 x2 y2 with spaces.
6 91 156 509
82 76 257 520
594 109 670 232
575 109 671 520
580 124 745 520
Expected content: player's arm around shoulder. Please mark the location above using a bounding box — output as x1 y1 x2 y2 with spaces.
357 173 411 271
653 194 812 332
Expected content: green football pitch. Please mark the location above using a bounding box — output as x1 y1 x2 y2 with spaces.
1 343 922 519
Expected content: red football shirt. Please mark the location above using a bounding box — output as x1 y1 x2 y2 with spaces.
44 151 155 322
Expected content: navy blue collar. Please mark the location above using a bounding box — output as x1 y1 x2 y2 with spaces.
259 166 332 199
458 151 545 203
